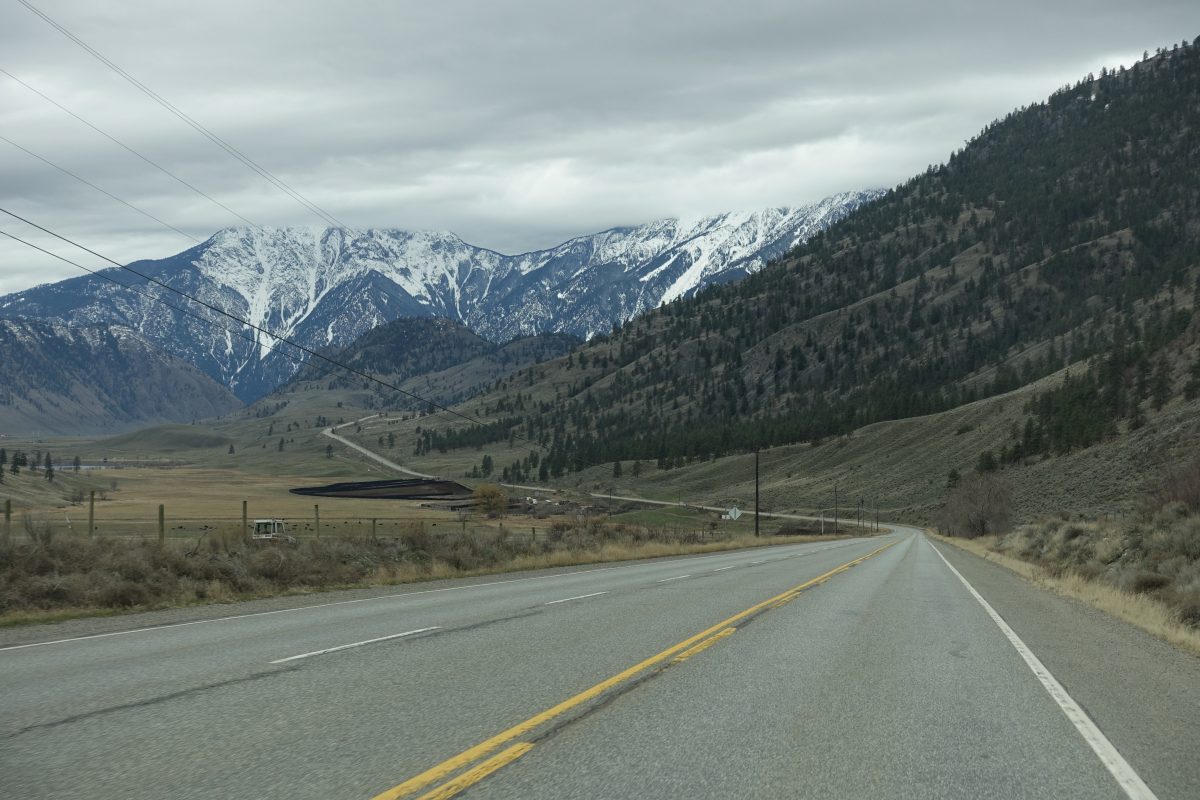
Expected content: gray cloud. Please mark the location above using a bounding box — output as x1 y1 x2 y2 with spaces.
1 0 1196 294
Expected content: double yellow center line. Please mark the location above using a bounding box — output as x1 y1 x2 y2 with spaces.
372 539 898 800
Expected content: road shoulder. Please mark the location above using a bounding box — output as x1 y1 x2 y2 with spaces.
0 538 857 649
932 536 1200 800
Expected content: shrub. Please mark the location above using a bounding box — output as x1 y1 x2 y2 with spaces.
939 473 1013 538
1152 453 1200 513
1131 572 1171 594
473 484 508 518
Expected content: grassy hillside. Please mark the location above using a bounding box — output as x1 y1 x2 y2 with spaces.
339 366 1200 524
373 42 1200 505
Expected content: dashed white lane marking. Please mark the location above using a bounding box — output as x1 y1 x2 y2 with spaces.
656 575 690 583
544 592 608 606
713 566 736 572
0 545 839 653
929 540 1158 800
2 536 892 654
270 627 440 664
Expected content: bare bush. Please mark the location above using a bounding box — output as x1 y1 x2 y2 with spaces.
1 514 840 617
21 514 55 545
1150 452 1200 513
939 473 1013 538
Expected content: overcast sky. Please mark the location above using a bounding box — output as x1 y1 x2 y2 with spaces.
0 0 1196 294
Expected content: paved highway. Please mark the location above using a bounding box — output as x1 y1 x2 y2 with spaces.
2 528 1198 799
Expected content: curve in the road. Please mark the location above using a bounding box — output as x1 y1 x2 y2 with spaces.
323 418 436 479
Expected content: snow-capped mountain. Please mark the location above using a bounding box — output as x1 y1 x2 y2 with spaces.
0 190 881 401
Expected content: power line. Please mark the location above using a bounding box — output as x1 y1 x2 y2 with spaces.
17 0 351 231
0 133 199 244
0 207 544 448
0 227 340 386
0 66 260 229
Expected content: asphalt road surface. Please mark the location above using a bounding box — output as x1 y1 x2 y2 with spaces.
3 528 1198 799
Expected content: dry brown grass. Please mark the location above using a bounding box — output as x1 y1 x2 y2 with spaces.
0 514 854 625
932 531 1200 658
15 466 464 521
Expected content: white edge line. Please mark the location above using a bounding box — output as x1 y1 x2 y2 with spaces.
543 591 608 606
927 538 1158 800
656 575 690 583
270 627 439 664
1 539 873 653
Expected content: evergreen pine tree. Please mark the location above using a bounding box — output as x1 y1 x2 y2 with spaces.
612 460 623 478
1151 357 1173 410
1185 353 1200 400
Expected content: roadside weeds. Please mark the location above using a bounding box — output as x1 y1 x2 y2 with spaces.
931 531 1200 658
0 531 859 628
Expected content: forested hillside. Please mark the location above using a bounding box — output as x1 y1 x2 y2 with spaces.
415 40 1200 480
274 317 579 410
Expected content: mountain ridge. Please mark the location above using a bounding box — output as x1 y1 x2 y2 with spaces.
0 192 881 402
0 318 242 435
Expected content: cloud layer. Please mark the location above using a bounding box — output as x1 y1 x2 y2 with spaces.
1 0 1195 294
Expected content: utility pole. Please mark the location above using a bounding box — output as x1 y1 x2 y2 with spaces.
88 490 95 539
754 448 760 538
833 484 839 533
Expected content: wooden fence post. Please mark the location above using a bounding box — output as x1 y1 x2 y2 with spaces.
158 504 165 548
314 504 320 539
242 499 248 538
372 518 377 538
88 490 95 539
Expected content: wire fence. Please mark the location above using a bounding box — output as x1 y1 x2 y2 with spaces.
1 513 800 548
5 513 495 542
0 495 849 546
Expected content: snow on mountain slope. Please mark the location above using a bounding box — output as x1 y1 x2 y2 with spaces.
0 190 881 401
